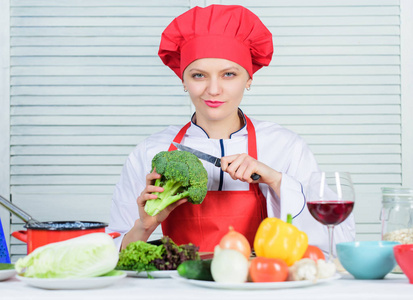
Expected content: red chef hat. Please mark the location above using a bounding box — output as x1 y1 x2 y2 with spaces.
158 5 273 79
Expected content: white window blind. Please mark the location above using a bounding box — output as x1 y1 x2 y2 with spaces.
230 0 402 241
9 0 192 260
5 0 406 261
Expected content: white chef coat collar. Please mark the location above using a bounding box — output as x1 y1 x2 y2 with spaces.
187 108 248 139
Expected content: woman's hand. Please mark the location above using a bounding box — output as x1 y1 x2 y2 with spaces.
137 169 187 229
221 153 282 196
121 169 187 249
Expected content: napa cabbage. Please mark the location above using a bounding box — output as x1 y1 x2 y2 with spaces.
15 233 119 278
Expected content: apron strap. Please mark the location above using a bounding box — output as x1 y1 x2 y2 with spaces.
168 122 191 151
245 115 257 160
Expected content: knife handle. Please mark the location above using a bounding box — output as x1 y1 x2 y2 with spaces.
251 173 261 181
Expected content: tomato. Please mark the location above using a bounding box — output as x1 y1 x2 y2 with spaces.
302 245 325 261
219 226 251 259
249 257 288 282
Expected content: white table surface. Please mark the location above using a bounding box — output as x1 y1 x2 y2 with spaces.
0 272 412 300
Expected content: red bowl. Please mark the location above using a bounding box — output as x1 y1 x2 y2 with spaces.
393 244 413 284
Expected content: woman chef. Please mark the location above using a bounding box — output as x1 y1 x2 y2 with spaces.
107 5 355 254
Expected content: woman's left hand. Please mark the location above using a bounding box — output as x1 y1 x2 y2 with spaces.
221 153 282 195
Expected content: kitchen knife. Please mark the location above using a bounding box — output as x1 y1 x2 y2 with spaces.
172 142 261 180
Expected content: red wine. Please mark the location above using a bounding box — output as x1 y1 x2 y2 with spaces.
307 201 354 225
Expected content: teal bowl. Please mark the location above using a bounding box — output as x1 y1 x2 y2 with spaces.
336 241 400 279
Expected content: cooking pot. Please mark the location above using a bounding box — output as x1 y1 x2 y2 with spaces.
12 221 120 253
0 195 120 253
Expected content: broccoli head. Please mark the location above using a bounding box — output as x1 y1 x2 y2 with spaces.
144 150 208 216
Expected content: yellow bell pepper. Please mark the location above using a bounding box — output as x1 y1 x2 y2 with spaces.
253 214 308 266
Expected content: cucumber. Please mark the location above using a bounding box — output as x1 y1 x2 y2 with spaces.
177 259 213 281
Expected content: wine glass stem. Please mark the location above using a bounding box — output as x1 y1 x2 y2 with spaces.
327 224 335 263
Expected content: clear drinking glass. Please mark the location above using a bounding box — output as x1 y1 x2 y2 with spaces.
306 172 355 262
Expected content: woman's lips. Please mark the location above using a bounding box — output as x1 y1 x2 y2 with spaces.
204 100 224 107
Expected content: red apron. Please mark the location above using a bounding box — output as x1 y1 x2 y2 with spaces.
161 116 268 252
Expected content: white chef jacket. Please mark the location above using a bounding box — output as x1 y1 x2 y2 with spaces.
107 113 356 255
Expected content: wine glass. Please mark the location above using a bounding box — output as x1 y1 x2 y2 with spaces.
306 172 355 262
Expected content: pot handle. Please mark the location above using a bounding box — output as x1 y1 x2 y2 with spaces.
12 230 28 243
108 232 121 239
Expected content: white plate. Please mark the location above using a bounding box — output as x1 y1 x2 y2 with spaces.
0 269 17 281
16 271 126 290
171 273 341 290
125 270 177 278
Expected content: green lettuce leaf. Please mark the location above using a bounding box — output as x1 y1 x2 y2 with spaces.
115 240 163 272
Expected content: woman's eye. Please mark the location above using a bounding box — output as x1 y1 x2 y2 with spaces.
192 73 204 78
224 72 236 77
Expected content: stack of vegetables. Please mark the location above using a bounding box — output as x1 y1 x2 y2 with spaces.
178 214 336 283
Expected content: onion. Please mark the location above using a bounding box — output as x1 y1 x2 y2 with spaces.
219 226 251 259
211 249 249 283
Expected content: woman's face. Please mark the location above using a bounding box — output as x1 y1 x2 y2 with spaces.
182 58 252 125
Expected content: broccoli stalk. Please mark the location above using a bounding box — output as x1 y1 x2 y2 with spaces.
145 178 190 216
144 150 208 216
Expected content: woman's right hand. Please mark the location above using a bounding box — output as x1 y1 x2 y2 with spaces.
121 169 187 249
137 169 187 229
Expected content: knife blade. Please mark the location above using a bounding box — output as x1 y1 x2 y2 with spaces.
173 142 221 167
172 142 260 180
